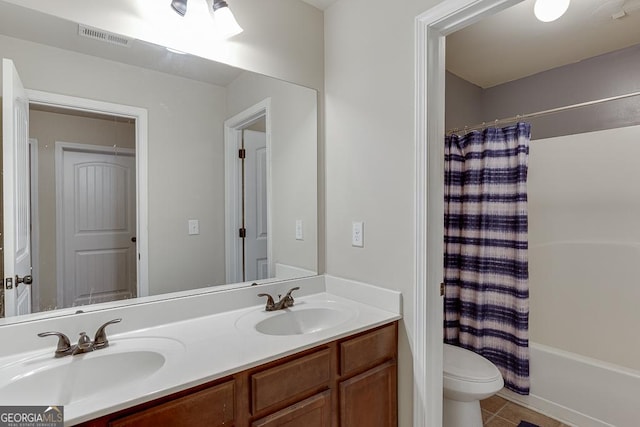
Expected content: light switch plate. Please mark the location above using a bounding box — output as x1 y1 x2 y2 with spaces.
352 221 364 247
295 220 304 240
188 219 200 235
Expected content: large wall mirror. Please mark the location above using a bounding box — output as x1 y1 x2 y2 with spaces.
0 1 318 323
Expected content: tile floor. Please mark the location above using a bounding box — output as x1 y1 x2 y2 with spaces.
481 395 569 427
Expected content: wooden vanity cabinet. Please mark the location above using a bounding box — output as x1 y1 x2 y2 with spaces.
338 323 398 427
339 361 397 427
108 380 235 427
251 391 332 427
250 348 332 415
79 322 397 427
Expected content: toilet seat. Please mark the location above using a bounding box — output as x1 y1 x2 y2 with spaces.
444 344 502 383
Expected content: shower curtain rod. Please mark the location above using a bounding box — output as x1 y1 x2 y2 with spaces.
447 89 640 135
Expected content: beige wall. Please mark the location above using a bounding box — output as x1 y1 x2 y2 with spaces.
29 109 135 311
325 1 446 425
1 34 229 296
226 71 318 274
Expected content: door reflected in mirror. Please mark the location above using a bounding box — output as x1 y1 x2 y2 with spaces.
0 1 318 322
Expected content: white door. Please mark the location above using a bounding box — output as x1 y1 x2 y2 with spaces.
59 148 136 307
2 58 32 316
243 130 268 281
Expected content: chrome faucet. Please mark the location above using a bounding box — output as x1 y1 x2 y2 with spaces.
258 287 300 311
38 318 122 358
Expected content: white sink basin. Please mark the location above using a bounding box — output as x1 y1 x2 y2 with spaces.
0 337 184 406
236 300 358 336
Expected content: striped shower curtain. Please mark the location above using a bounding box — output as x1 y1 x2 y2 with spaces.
443 122 531 395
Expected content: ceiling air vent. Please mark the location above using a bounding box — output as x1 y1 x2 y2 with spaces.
78 24 132 47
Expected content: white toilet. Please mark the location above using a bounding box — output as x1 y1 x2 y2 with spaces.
443 343 504 427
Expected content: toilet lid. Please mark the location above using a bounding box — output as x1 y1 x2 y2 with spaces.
443 344 502 383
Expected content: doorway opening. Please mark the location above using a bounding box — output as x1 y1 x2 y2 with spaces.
224 99 273 284
414 1 522 425
36 106 137 312
3 61 148 318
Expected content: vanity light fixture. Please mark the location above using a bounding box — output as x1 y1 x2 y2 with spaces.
212 0 243 39
534 0 570 22
170 0 243 39
171 0 188 16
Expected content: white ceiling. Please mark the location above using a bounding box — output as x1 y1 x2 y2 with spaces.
446 0 640 88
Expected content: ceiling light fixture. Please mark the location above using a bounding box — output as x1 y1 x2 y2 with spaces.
170 0 243 39
534 0 570 22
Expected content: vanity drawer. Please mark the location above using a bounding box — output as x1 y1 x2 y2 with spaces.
251 348 332 414
339 323 397 377
252 390 331 427
108 380 235 427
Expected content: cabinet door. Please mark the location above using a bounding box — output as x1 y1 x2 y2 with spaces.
339 361 397 427
109 380 235 427
252 391 331 427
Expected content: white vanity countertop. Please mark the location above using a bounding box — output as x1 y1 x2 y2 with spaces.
0 276 402 425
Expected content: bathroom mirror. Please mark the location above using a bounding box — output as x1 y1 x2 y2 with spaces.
0 1 318 323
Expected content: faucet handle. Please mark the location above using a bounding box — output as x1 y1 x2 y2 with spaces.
285 287 300 297
93 318 122 350
37 331 72 357
257 293 275 311
283 287 300 308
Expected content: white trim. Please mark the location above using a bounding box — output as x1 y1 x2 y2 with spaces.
414 1 522 425
28 138 40 312
224 99 273 284
26 89 149 299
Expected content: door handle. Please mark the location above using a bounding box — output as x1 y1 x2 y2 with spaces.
131 237 137 243
16 274 33 285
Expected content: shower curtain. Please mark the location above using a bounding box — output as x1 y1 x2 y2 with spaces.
443 122 531 395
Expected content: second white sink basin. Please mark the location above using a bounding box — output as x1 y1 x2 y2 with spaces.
0 337 184 406
255 307 352 335
236 299 358 336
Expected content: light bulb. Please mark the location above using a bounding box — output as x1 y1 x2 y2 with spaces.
534 0 570 22
213 1 243 39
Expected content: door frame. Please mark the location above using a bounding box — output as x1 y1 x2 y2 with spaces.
413 0 522 425
26 89 150 298
54 141 136 307
28 137 40 311
224 98 273 284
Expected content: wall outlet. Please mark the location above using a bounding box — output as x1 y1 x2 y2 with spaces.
295 220 304 240
352 221 364 247
188 219 200 235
